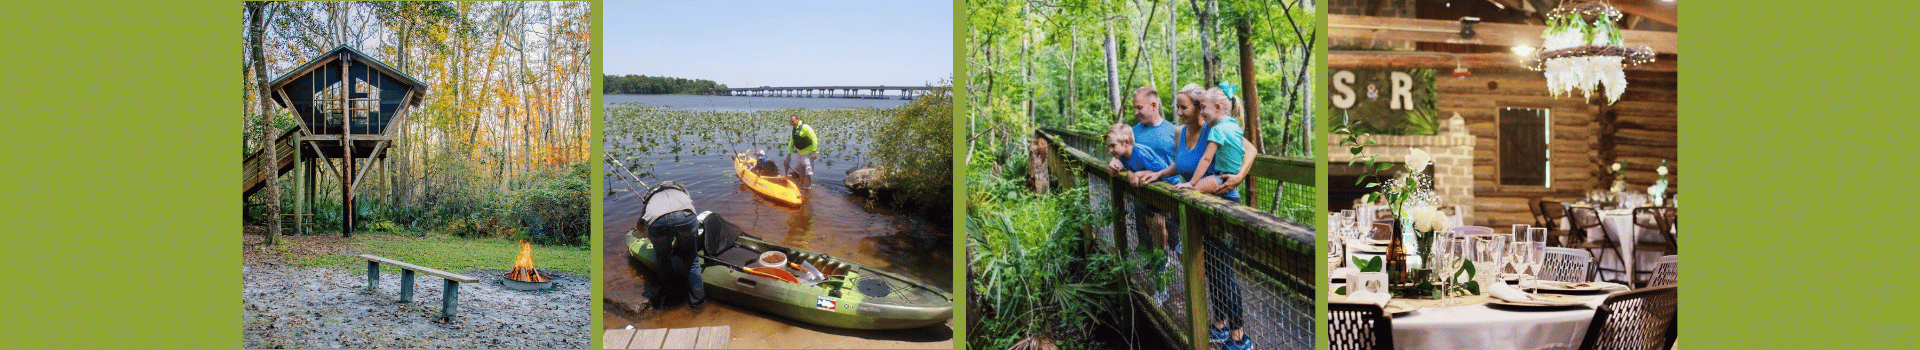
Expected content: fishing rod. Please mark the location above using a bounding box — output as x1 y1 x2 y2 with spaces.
604 156 649 197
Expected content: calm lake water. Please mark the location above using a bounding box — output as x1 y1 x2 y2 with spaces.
600 106 952 345
605 94 911 111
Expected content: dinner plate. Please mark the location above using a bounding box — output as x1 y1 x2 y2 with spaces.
1532 281 1625 294
1383 300 1420 315
1485 294 1591 309
1348 243 1386 254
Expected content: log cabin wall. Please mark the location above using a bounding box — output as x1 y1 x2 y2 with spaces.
1332 53 1678 227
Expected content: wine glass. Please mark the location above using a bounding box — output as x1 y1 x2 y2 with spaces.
1430 236 1454 304
1474 236 1506 289
1527 227 1549 290
1512 224 1531 237
1508 241 1532 293
1340 209 1357 232
1435 236 1468 306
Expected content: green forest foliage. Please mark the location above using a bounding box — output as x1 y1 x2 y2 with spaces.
968 0 1317 160
241 2 593 246
869 84 955 216
602 74 729 95
964 1 1315 348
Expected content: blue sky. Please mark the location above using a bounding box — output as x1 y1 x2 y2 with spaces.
604 1 952 87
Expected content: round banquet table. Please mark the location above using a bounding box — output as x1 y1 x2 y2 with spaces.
1328 280 1618 350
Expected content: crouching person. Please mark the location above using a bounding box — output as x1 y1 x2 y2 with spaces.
642 181 706 309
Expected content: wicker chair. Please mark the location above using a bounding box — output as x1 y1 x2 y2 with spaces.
1648 255 1678 287
1541 247 1595 282
1578 285 1678 350
1329 301 1395 350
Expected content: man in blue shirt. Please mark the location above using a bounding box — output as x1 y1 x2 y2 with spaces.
1111 86 1178 175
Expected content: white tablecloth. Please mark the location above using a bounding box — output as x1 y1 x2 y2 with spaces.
1331 277 1615 350
1384 296 1606 350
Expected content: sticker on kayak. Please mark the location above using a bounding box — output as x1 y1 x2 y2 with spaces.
815 296 838 311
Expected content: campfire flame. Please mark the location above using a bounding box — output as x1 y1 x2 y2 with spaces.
506 241 551 283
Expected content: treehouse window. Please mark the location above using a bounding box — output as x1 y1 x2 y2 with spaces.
1499 107 1550 188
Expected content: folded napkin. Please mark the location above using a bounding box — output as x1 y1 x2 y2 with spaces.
1488 282 1586 306
1345 272 1391 307
1330 267 1357 281
1346 289 1390 307
1525 280 1630 293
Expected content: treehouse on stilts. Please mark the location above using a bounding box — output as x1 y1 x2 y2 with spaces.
243 46 426 237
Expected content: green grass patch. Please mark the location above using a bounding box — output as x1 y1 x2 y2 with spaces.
280 230 594 276
288 254 356 268
354 231 594 276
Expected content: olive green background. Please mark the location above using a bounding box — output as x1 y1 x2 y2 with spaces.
2 0 1915 349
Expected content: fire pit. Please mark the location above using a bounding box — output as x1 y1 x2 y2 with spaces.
504 241 553 291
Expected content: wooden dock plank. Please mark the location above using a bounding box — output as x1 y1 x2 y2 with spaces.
629 328 668 349
603 329 636 349
693 326 731 349
660 328 699 349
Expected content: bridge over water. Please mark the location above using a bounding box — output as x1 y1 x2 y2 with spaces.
709 86 932 100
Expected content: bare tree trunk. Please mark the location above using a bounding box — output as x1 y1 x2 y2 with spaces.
1189 0 1219 84
1168 0 1179 119
249 1 281 246
1067 36 1078 124
1104 22 1123 123
1024 3 1034 125
1237 20 1261 150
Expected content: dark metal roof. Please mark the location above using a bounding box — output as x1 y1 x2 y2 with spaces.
266 45 427 108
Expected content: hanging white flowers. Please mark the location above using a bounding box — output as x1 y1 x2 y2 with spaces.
1530 1 1654 105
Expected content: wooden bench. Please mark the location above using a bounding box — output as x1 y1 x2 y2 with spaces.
355 254 480 320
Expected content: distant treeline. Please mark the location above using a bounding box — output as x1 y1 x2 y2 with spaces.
603 75 729 95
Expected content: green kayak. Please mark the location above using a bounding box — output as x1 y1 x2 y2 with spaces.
626 226 953 330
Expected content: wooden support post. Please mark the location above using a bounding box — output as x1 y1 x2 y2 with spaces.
341 53 354 238
1183 205 1208 349
292 132 304 236
344 155 354 237
441 279 459 320
1111 171 1128 254
399 269 415 303
305 156 316 234
365 260 379 292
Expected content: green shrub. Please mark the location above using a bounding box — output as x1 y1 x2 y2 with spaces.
869 84 955 216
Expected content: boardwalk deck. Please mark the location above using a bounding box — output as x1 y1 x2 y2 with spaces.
604 326 731 349
1037 127 1317 350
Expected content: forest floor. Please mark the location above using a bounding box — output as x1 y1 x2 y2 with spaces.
242 228 591 349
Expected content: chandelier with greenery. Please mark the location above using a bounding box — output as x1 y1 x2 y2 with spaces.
1529 1 1655 105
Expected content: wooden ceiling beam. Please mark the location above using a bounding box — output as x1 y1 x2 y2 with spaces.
1329 52 1677 73
1611 0 1679 27
1329 14 1678 54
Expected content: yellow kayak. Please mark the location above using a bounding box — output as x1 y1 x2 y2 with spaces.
734 152 803 205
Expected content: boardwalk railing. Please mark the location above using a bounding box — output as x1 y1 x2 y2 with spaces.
1037 127 1316 350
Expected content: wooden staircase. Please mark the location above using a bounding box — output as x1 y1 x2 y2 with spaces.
242 128 301 198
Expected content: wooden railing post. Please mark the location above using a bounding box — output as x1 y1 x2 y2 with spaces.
1111 171 1128 253
1184 205 1209 348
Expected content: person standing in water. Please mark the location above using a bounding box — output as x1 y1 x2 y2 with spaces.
785 114 819 178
